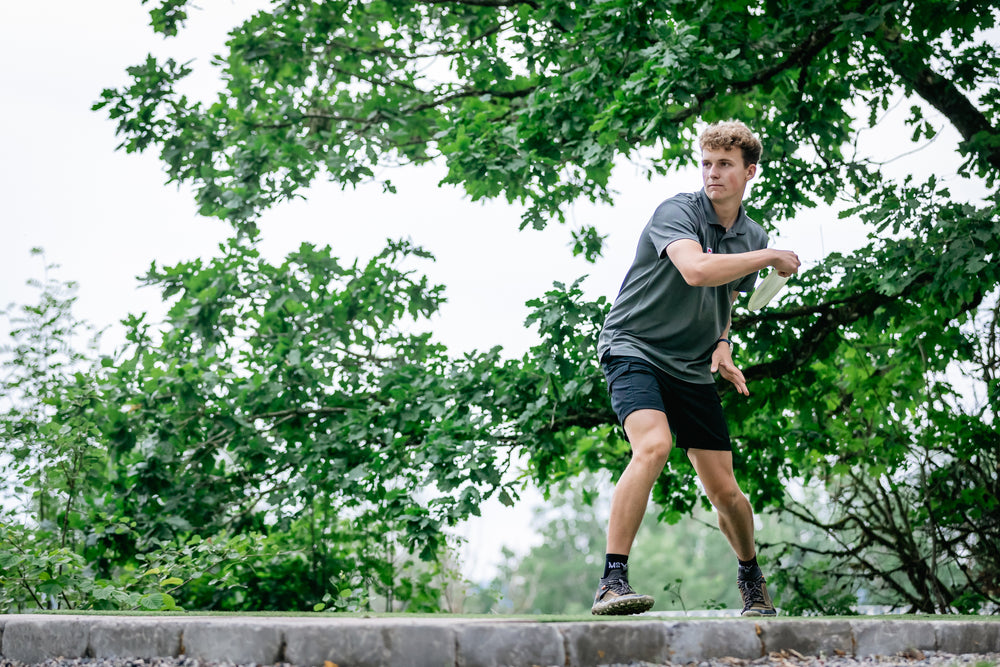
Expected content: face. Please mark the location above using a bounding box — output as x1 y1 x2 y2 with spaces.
701 146 756 205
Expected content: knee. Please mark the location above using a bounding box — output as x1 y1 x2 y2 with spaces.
631 435 671 469
709 486 748 514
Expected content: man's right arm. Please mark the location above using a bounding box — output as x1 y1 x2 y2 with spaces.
665 239 801 288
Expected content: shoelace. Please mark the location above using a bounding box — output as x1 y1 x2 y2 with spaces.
738 577 766 607
604 574 636 596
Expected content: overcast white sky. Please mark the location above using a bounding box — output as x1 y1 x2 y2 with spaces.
1 2 980 584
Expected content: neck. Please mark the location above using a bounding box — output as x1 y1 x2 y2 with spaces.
712 201 741 229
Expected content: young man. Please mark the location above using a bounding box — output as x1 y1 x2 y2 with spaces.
591 120 801 617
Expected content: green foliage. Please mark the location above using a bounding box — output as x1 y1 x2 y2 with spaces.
0 515 271 612
142 0 188 36
0 247 481 612
101 235 514 561
0 257 265 611
96 2 1000 240
63 0 1000 614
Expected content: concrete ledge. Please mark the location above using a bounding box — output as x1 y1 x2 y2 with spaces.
1 616 91 664
89 618 182 658
934 620 1000 654
182 618 284 664
558 621 672 666
0 614 997 666
283 620 390 667
850 619 938 656
666 619 762 662
757 619 854 656
456 622 564 667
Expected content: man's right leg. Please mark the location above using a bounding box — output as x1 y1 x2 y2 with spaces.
607 409 673 554
592 409 672 615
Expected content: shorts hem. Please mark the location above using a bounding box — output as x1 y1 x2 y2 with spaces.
680 443 733 452
603 354 732 451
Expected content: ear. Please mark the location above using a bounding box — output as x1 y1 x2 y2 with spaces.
745 162 757 181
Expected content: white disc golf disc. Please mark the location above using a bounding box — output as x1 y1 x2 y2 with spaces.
747 271 789 310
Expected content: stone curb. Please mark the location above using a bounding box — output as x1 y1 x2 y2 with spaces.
0 615 997 666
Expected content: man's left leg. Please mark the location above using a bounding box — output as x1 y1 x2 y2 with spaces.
686 448 777 616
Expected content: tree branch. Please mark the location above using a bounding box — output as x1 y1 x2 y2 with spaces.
731 273 986 385
665 22 840 126
875 24 1000 173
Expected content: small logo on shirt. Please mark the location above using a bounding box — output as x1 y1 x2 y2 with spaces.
706 247 713 254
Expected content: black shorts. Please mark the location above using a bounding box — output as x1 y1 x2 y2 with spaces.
601 354 732 451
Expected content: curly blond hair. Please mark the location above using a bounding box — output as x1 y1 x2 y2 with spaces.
698 121 762 166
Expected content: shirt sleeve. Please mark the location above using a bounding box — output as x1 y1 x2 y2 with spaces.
647 197 701 259
735 271 758 293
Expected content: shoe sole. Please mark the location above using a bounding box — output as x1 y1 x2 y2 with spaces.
741 609 778 617
591 594 655 616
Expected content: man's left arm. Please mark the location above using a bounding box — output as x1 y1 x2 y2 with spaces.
711 291 749 396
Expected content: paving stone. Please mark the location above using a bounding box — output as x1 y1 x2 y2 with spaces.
1 616 89 663
284 620 389 667
758 619 854 656
383 623 455 667
89 618 183 658
933 621 1000 654
559 621 672 667
851 619 937 656
667 620 763 662
181 620 283 664
456 622 565 667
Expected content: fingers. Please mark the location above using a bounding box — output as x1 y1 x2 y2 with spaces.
729 372 749 395
719 363 749 396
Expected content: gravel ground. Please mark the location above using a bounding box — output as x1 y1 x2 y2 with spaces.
614 650 1000 667
0 650 998 667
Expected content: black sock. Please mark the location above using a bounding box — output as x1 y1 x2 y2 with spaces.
738 555 761 579
604 553 628 578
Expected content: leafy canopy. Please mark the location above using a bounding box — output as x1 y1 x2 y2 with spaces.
102 1 1000 243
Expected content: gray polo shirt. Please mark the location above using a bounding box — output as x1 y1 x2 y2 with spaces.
597 189 768 384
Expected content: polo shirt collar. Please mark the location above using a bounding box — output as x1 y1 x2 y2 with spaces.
698 188 748 236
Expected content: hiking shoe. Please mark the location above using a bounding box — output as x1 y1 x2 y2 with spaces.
738 573 777 616
591 566 654 616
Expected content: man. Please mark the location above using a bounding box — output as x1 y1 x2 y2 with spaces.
591 120 801 617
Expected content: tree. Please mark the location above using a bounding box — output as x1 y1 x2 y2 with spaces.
97 1 999 240
0 242 496 612
0 254 259 613
93 236 516 610
94 0 1000 612
0 250 102 551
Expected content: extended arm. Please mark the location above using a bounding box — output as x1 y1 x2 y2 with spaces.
666 239 800 287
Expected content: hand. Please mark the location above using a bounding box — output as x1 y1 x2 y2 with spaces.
711 343 749 396
771 250 801 278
